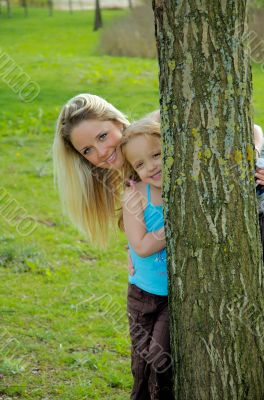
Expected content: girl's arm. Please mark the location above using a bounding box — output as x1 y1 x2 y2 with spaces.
254 124 264 158
254 124 264 185
122 187 165 258
127 249 135 276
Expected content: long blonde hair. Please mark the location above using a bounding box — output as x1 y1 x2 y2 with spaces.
53 93 130 245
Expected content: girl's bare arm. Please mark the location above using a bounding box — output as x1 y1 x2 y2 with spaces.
122 187 165 258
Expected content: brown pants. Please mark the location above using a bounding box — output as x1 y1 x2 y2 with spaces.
259 213 264 261
127 284 174 400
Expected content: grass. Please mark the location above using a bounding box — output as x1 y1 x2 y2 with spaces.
0 6 160 400
0 6 263 400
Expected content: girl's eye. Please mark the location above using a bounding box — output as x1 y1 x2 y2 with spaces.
99 133 107 141
153 152 161 158
135 163 143 169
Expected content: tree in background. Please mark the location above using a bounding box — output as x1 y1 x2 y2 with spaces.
128 0 133 9
153 0 264 398
94 0 102 31
6 0 11 17
68 0 73 13
47 0 53 16
21 0 28 16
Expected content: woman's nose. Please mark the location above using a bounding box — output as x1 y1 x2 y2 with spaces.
97 144 108 159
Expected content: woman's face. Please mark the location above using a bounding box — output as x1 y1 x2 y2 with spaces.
70 119 124 170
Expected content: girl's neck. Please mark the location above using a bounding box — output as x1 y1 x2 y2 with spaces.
147 183 161 195
144 182 163 206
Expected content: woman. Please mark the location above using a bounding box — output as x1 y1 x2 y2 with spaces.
53 94 129 245
53 93 264 245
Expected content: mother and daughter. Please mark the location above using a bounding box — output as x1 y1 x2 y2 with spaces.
53 93 264 400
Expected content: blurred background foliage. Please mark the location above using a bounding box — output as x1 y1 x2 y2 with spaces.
103 1 264 58
1 0 263 60
100 0 264 61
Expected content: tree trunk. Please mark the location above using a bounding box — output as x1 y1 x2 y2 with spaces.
47 0 53 16
6 0 11 17
68 0 73 13
153 1 264 399
93 0 102 31
128 0 133 9
21 0 28 17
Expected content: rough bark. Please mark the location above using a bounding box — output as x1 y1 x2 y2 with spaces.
153 1 264 399
93 0 103 31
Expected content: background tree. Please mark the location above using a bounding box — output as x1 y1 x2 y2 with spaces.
93 0 102 31
128 0 133 9
47 0 53 16
6 0 11 17
153 1 264 398
21 0 28 17
68 0 73 14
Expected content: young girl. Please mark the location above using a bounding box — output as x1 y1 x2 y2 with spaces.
254 125 264 260
120 118 173 400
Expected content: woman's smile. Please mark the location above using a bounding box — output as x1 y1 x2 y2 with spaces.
105 149 118 165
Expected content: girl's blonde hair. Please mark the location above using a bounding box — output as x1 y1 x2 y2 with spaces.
118 118 161 230
53 93 130 245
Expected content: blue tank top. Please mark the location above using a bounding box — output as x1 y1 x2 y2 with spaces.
128 184 168 296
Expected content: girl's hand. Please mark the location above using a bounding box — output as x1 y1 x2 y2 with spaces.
256 168 264 186
128 249 135 276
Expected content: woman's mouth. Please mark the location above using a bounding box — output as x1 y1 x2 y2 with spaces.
105 150 117 165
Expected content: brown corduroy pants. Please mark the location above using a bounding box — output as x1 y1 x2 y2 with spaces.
259 213 264 261
127 284 174 400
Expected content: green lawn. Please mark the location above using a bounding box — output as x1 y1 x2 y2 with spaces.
0 6 263 400
0 7 160 400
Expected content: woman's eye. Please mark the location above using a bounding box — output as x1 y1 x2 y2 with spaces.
84 148 91 155
153 153 161 158
99 133 107 141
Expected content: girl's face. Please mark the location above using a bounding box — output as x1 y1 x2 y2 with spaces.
70 119 124 170
125 135 162 188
